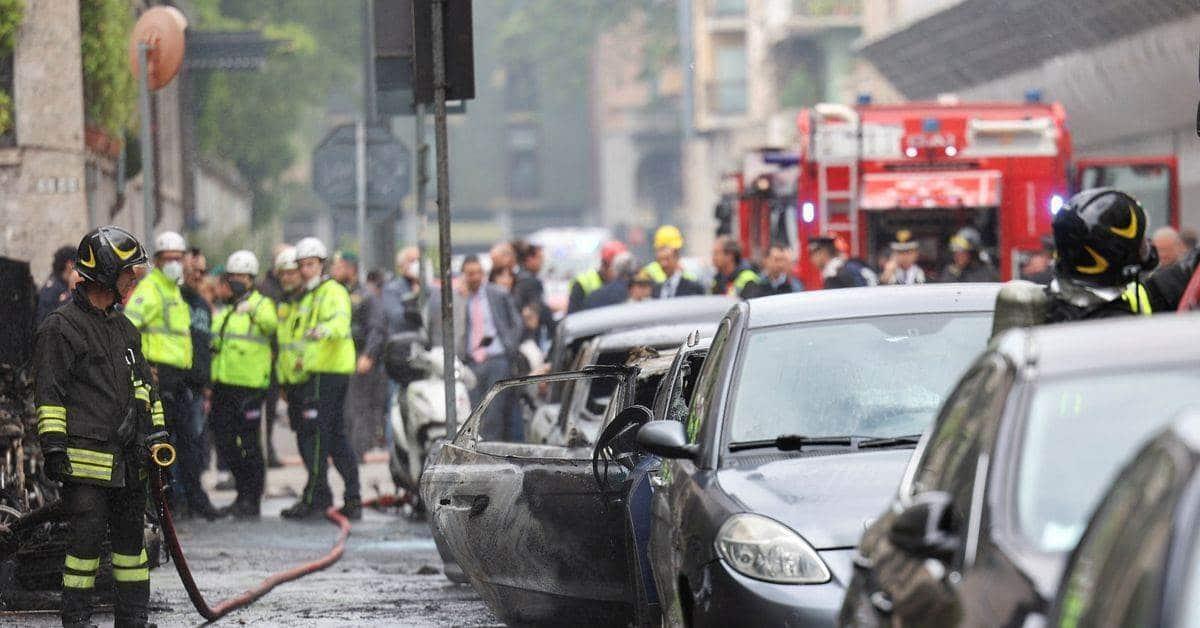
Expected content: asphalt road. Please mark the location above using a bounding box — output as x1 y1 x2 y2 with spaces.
8 419 499 627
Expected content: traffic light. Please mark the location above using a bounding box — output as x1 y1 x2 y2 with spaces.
372 0 475 113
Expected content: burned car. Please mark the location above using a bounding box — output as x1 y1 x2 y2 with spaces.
528 322 719 446
547 296 733 374
639 285 999 627
423 333 716 626
422 365 642 625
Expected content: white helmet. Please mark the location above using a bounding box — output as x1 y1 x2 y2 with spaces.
225 250 259 276
295 236 328 261
274 245 298 271
154 231 187 254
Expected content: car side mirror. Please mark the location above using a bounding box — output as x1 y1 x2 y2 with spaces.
636 420 697 460
888 491 961 561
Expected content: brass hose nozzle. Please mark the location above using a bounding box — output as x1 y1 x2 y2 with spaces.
150 442 176 468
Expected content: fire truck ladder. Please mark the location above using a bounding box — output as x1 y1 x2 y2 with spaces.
813 104 861 256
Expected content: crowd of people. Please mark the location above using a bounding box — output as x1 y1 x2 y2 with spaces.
29 209 1200 526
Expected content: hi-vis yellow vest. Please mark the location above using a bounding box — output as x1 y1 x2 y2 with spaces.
124 268 192 369
211 290 278 389
275 295 307 386
300 279 355 375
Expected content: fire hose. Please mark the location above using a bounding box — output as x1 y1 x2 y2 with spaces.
148 442 352 622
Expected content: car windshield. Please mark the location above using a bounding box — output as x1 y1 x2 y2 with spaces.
1015 367 1200 553
727 312 992 444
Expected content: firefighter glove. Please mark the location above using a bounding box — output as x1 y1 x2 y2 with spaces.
44 450 71 483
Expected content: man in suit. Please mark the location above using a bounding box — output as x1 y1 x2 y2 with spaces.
654 245 704 299
456 255 523 442
742 244 804 298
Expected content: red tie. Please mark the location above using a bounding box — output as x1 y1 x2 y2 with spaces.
471 293 488 364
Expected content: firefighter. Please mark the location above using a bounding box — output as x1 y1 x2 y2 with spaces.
710 235 760 297
123 231 220 520
281 237 362 521
992 188 1197 333
209 251 277 519
940 227 999 283
568 240 627 313
34 226 165 628
807 236 878 289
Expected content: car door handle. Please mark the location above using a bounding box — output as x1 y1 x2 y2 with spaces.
440 494 490 517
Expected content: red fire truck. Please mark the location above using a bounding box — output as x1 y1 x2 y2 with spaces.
729 98 1179 288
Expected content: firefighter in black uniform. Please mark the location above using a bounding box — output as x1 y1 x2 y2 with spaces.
33 226 167 628
993 188 1198 334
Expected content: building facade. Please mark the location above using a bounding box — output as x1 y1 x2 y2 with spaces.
0 0 190 281
680 0 862 258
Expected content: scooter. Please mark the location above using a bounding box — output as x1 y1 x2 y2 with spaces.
382 333 474 512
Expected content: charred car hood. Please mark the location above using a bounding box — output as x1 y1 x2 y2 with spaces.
718 449 913 550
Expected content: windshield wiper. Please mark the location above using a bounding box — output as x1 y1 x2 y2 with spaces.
729 435 854 452
857 434 923 449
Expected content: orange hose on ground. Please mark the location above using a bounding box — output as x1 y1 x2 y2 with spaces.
151 468 351 622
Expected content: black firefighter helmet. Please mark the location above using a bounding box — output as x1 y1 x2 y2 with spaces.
1052 188 1153 287
75 226 148 291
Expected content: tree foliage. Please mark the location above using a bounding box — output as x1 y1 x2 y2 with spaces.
0 0 23 137
189 0 360 223
79 0 136 135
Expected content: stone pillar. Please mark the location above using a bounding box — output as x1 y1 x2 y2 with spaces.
0 0 88 280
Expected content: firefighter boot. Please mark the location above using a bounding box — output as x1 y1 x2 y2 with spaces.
281 499 327 520
61 584 96 628
338 497 363 521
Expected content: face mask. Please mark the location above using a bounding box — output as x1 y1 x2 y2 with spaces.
162 260 184 283
228 278 250 300
407 260 420 279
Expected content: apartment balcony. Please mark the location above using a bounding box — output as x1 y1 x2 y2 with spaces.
768 0 860 41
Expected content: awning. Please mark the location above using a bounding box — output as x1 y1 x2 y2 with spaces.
860 170 1001 210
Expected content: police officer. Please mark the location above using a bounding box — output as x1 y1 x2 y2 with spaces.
568 240 627 313
34 226 166 628
281 237 362 521
124 231 220 520
209 251 277 519
272 247 313 484
993 188 1180 333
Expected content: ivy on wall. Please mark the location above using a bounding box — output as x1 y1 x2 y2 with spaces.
79 0 135 136
0 0 22 137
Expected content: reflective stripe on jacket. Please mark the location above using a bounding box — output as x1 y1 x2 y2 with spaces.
571 269 604 296
211 290 279 389
1121 282 1153 315
301 279 355 375
641 261 697 284
124 268 192 369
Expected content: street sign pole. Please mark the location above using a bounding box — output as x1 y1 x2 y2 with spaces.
355 119 368 262
432 0 457 436
138 43 156 242
415 102 428 311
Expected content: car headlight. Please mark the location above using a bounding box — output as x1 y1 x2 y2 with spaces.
715 513 831 584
